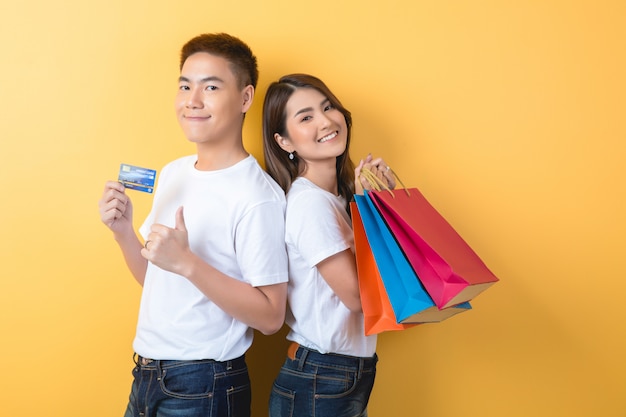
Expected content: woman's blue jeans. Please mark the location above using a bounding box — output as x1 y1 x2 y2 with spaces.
123 354 251 417
269 345 377 417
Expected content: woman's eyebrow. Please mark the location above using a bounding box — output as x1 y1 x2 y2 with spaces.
293 98 330 118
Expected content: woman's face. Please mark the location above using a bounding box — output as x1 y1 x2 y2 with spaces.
276 87 348 164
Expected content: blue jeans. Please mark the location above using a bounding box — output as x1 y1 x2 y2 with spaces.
123 354 251 417
269 345 377 417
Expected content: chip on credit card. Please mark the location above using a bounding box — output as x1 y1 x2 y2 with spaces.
118 163 157 193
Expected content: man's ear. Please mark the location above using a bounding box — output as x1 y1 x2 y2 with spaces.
274 133 293 153
241 85 254 113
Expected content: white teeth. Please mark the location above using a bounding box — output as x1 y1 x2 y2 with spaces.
318 132 337 143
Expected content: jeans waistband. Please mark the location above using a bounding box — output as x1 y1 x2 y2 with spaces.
288 342 377 370
134 353 246 371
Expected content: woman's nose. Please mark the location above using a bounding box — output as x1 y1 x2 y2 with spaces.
319 113 332 129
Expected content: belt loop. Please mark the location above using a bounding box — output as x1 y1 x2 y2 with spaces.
226 360 233 371
357 358 364 379
296 345 309 371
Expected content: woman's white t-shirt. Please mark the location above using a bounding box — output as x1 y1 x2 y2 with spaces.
284 177 376 357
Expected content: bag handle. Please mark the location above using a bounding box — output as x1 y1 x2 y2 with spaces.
361 167 410 197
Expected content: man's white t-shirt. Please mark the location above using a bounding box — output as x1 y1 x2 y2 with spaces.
135 155 288 361
284 177 376 357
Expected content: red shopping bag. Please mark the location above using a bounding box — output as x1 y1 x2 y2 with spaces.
368 187 499 309
351 202 418 335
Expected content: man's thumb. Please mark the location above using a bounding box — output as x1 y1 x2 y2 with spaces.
175 206 187 231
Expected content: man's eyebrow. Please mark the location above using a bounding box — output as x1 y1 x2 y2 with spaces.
178 75 225 84
293 98 330 118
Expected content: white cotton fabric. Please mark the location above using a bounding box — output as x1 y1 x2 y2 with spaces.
135 155 288 361
284 177 376 357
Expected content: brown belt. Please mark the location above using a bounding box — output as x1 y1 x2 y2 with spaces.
287 342 300 360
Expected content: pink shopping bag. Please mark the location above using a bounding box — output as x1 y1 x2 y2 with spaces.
368 188 499 309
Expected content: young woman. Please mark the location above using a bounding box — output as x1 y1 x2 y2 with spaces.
262 74 395 417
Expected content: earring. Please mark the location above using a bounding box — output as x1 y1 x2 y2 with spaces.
289 152 295 160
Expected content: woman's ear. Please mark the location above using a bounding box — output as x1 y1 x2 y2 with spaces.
274 133 293 153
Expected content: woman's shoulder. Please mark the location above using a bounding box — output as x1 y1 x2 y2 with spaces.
288 178 331 203
286 178 346 218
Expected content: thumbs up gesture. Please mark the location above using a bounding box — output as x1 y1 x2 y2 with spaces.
142 206 193 276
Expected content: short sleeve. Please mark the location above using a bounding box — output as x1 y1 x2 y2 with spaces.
286 190 351 268
235 200 289 287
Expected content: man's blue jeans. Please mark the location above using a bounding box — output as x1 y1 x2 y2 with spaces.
123 354 251 417
269 345 377 417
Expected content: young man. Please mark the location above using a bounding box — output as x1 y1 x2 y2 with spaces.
98 33 288 417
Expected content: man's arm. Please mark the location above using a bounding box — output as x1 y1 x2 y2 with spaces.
141 206 287 334
99 181 148 285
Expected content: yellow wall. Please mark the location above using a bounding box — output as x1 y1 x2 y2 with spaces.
1 1 624 416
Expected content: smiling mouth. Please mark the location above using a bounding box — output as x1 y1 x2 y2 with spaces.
184 115 211 120
318 132 338 143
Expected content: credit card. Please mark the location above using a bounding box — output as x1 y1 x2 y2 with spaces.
118 163 157 193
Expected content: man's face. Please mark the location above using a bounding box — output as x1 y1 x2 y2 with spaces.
175 52 251 146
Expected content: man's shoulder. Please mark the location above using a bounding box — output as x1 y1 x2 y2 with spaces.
235 156 285 201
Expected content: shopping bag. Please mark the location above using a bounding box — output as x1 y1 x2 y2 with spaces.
367 187 499 309
353 194 472 324
351 202 418 335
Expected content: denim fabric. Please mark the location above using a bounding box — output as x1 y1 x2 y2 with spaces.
123 354 251 417
269 346 377 417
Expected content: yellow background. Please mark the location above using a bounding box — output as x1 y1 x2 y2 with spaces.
1 0 624 416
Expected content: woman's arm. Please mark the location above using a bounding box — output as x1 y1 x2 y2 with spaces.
317 249 362 313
